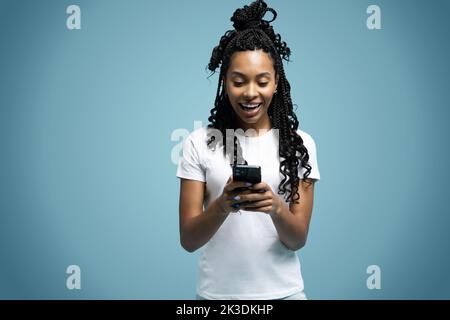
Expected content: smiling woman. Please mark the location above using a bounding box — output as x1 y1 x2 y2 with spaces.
224 50 278 130
176 0 321 300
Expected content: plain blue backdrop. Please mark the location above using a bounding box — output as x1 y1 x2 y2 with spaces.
0 0 449 299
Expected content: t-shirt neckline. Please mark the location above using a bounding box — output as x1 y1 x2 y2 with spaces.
234 127 274 140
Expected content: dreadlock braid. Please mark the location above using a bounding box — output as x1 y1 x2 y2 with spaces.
205 0 312 204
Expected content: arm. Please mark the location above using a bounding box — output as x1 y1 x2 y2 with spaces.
239 178 316 251
179 177 250 252
271 179 316 251
179 178 228 253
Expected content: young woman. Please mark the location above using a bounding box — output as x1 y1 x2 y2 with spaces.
177 0 320 300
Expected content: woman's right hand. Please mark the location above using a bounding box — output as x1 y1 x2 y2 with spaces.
217 175 254 214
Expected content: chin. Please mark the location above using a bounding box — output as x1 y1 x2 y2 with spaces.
242 117 260 124
233 107 267 125
235 114 260 124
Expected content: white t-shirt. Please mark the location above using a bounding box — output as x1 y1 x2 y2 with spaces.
176 126 320 300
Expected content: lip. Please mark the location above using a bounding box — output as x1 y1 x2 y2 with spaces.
239 103 263 118
240 102 263 105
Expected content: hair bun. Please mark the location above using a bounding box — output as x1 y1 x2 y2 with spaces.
230 0 277 32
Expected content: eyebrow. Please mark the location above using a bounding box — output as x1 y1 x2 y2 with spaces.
230 71 271 78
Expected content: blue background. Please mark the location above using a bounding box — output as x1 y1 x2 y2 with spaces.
1 0 449 299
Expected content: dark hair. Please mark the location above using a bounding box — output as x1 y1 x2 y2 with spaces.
205 0 312 203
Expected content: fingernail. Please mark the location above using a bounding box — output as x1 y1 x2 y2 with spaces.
233 196 240 200
245 182 252 186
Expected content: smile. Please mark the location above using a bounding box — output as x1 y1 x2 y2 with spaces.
238 103 262 117
239 103 262 111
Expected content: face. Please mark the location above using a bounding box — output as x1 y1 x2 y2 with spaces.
224 49 278 131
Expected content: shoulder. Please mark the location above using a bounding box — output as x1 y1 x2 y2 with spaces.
187 126 208 142
184 126 210 149
296 129 317 150
183 126 218 157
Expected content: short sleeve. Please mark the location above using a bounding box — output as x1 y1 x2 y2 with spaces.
298 130 321 181
176 131 206 182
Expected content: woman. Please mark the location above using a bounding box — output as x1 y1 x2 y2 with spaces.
176 0 320 300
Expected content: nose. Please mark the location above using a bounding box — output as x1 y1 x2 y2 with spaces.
243 83 258 100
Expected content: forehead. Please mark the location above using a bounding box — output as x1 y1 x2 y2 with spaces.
227 50 275 76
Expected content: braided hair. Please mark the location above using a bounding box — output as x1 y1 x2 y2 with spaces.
205 0 312 204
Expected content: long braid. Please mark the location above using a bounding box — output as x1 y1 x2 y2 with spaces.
206 0 312 204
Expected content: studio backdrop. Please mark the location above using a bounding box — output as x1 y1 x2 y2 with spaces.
0 0 449 299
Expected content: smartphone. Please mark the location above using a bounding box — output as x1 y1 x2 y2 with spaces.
231 165 264 208
232 164 261 184
231 164 262 195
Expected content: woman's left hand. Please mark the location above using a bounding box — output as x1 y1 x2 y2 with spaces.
235 182 284 216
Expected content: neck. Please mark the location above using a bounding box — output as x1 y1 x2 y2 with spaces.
235 114 272 136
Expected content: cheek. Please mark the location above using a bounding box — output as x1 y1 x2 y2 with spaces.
263 91 275 104
261 84 276 96
227 87 242 100
226 85 275 103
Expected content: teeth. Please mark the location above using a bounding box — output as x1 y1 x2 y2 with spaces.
241 103 261 109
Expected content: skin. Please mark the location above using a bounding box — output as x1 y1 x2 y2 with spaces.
224 49 278 133
179 49 316 252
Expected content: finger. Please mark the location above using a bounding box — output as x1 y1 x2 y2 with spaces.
238 192 272 203
221 198 239 212
226 188 253 199
241 204 273 214
224 181 253 193
249 182 269 193
260 205 274 213
246 205 274 214
229 202 243 212
240 200 272 209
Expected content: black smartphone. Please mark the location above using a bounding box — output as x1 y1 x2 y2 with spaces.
232 164 261 184
232 164 263 194
231 165 265 209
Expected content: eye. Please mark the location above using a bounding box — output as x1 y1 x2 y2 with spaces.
233 82 244 87
259 83 269 87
